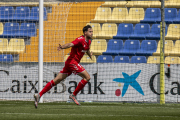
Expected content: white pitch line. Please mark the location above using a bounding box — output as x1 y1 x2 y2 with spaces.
40 105 180 109
0 113 179 118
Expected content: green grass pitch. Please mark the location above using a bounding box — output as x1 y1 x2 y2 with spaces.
0 101 180 120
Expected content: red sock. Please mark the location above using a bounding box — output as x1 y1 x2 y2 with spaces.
73 79 88 96
39 80 55 97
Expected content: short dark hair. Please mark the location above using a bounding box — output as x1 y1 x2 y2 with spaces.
83 25 92 33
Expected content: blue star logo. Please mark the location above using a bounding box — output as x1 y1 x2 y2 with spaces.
113 70 144 97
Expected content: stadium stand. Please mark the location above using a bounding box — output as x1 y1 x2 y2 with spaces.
12 7 30 21
101 1 117 7
101 1 127 7
133 1 151 8
113 23 133 39
123 8 144 23
130 56 147 63
63 2 104 56
91 7 111 23
165 0 180 8
103 39 123 55
114 56 129 63
0 54 13 62
66 2 103 14
153 40 173 56
0 7 47 22
97 55 113 63
0 38 8 53
115 1 162 8
46 13 57 22
16 2 104 62
165 56 180 64
0 22 19 38
30 36 59 46
63 29 82 38
169 40 180 56
165 24 180 40
150 1 161 8
86 23 101 39
44 21 66 30
136 40 157 56
147 56 160 64
140 8 161 23
165 40 174 56
90 39 107 55
107 7 128 23
129 24 150 40
117 1 133 7
64 21 89 30
95 23 117 39
119 40 140 56
19 52 65 62
28 7 47 21
24 45 59 54
15 23 36 38
63 13 95 22
173 9 180 23
81 55 96 63
163 8 177 24
146 24 167 40
8 39 25 54
0 2 57 7
4 1 180 63
43 53 63 62
19 53 38 62
0 22 3 35
0 6 14 22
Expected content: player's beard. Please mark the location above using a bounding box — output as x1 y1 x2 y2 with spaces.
87 35 92 39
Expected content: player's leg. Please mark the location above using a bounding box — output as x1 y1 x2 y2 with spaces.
73 70 90 96
69 70 90 105
34 73 68 108
39 73 68 97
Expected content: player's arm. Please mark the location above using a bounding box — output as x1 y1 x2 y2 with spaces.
86 50 93 60
57 43 74 51
58 38 81 51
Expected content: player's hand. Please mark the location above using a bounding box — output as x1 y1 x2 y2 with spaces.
90 51 93 60
91 51 93 56
57 44 62 51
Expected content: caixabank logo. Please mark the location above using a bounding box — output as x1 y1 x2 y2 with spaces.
0 70 105 95
113 70 144 97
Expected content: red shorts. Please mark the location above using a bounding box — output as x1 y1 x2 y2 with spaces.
60 62 85 76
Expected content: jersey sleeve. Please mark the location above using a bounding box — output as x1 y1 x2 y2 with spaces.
71 38 82 47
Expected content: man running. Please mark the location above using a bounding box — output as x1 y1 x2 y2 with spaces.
34 25 93 108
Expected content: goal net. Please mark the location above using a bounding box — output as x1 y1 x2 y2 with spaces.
0 0 180 103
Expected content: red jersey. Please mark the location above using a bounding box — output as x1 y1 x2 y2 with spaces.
65 36 91 64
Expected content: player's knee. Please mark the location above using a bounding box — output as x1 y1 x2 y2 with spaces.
54 74 67 84
54 77 64 84
53 78 60 85
85 76 91 81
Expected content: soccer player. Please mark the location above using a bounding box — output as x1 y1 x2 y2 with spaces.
34 25 93 108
